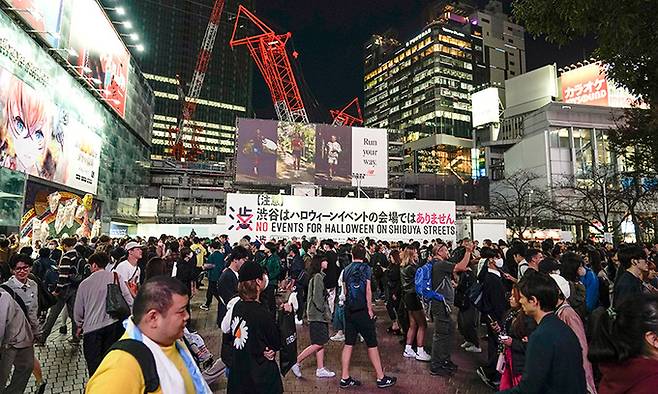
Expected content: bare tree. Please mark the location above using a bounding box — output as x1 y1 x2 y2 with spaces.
489 170 548 239
550 165 628 235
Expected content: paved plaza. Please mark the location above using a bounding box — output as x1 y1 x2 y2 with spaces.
26 289 491 394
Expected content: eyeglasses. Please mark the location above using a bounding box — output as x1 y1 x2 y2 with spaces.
14 266 30 272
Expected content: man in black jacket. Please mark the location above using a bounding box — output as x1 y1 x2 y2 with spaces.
216 246 248 369
476 247 507 388
499 272 586 394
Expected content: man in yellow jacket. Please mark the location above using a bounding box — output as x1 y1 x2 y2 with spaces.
86 277 211 394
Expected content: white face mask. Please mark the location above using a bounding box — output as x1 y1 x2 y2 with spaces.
577 266 586 277
494 258 504 268
261 274 269 289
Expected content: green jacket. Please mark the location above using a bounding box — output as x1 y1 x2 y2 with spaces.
306 272 330 323
261 254 281 287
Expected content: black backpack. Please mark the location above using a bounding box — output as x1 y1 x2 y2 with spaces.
107 339 160 393
454 270 476 309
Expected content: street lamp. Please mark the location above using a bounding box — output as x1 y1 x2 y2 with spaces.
104 6 126 16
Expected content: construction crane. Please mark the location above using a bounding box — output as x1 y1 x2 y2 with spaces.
168 0 226 161
331 97 363 126
229 5 309 124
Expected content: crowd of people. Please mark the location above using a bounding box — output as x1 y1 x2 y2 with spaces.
1 231 658 393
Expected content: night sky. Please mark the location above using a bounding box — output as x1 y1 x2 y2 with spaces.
248 0 596 122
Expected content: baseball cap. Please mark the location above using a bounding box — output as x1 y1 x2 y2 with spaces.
238 260 265 282
125 241 141 251
550 274 571 299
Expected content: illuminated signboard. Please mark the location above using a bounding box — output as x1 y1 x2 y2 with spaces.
4 0 64 47
560 63 642 108
471 87 500 127
67 0 130 117
235 118 389 188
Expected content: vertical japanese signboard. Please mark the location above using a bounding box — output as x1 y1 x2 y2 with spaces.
225 193 456 242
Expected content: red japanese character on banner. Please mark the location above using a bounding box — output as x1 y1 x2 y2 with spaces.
416 213 426 224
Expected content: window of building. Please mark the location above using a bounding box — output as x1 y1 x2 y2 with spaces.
482 18 490 23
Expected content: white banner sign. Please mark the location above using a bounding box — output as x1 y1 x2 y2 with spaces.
351 127 388 188
225 193 456 243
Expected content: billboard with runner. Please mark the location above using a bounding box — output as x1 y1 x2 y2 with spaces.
235 118 388 188
224 193 456 243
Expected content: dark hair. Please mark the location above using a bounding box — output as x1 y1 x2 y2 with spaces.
210 241 221 250
0 239 9 248
38 247 50 258
510 243 527 258
9 254 33 269
389 249 401 265
588 248 604 273
560 251 583 282
19 246 33 256
61 237 77 248
480 247 497 259
179 247 193 261
227 246 249 263
351 243 367 261
618 245 646 271
308 255 326 277
518 272 559 312
238 279 259 301
133 277 189 323
88 252 110 269
144 257 167 280
589 294 658 363
289 244 300 255
167 240 179 253
525 248 543 263
265 242 277 253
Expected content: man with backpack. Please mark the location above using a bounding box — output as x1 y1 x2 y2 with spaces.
426 240 473 376
339 243 397 389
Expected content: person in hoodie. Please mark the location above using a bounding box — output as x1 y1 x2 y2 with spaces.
589 293 658 394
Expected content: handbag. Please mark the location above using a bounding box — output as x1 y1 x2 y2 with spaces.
277 311 298 376
106 272 131 320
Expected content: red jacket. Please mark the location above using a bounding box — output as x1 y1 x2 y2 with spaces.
599 357 658 394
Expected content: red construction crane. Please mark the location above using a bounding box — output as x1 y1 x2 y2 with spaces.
331 97 363 126
168 0 226 161
229 5 309 124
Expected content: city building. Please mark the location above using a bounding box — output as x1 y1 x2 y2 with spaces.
470 0 526 97
0 2 153 235
363 1 488 205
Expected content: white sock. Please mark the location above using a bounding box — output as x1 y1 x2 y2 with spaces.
405 345 413 352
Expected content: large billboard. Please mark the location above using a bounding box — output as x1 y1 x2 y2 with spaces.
0 11 106 195
67 0 130 117
471 87 500 127
560 63 641 108
224 193 456 242
235 118 388 188
4 0 64 47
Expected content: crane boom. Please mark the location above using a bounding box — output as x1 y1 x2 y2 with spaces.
173 0 226 147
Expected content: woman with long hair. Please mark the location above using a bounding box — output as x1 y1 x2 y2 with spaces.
399 246 430 361
290 255 336 378
496 286 537 390
386 249 402 335
589 293 658 393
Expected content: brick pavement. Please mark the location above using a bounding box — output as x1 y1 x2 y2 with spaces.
22 288 493 394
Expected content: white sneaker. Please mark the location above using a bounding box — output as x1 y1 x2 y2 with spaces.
403 348 418 358
460 341 473 349
330 332 345 342
416 349 431 362
316 368 336 378
465 345 482 353
291 363 302 378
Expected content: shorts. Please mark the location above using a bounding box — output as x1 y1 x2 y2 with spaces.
328 157 338 165
404 292 422 312
309 321 329 346
344 310 378 348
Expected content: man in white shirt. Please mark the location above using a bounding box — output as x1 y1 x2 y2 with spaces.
113 242 142 302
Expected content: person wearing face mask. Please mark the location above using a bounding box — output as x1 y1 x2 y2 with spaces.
476 247 508 390
613 244 650 308
222 260 291 394
559 252 589 322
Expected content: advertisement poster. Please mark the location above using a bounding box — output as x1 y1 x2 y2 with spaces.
68 0 130 117
560 63 644 108
5 0 64 47
20 180 102 241
0 67 102 194
351 127 388 188
225 193 456 243
276 121 316 183
235 118 388 188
